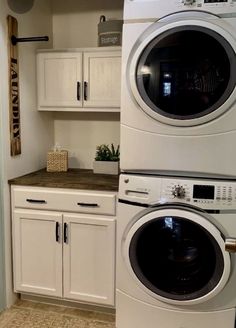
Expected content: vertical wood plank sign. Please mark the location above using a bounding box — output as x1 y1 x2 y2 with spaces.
7 15 21 156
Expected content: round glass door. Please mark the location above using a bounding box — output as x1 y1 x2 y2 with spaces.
124 207 230 304
132 24 236 123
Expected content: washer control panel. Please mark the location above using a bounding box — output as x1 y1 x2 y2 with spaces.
119 174 236 209
162 178 236 207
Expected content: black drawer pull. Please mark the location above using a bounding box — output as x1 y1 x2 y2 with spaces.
84 81 88 101
77 81 80 101
64 223 68 244
55 222 60 242
26 199 46 204
77 202 99 207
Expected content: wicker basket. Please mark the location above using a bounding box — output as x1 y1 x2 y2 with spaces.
47 150 68 172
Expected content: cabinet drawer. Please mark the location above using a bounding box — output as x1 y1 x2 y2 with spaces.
12 187 116 215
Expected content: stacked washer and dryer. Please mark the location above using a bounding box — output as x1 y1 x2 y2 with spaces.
117 1 236 328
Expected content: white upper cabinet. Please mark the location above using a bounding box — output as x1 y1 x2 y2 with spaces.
83 51 121 108
37 52 83 108
36 48 121 112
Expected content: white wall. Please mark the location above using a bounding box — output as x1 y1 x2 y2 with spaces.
52 0 123 168
6 3 54 179
0 0 53 307
52 0 123 48
53 112 120 168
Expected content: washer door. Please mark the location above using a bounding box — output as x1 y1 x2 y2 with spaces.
123 206 231 305
129 12 236 126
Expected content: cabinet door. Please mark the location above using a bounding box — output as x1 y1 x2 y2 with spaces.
63 214 116 306
83 51 121 108
37 52 83 109
12 209 63 297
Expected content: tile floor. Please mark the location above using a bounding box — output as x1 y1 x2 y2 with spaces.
0 300 115 328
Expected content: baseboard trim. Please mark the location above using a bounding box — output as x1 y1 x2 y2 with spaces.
20 293 115 314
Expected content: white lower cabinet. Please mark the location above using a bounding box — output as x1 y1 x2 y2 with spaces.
12 189 116 307
13 210 63 298
63 214 115 305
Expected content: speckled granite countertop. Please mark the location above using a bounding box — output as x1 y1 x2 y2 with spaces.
8 168 119 192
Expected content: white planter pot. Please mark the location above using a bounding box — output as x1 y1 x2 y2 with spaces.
93 161 119 175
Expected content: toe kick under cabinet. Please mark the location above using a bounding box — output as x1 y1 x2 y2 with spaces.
11 186 117 306
36 47 121 112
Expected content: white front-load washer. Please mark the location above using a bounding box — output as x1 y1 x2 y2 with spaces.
116 173 236 328
121 0 236 178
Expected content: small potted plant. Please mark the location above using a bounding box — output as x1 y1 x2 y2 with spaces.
93 143 120 175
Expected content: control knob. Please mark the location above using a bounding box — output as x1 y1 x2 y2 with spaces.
183 0 195 5
172 185 186 199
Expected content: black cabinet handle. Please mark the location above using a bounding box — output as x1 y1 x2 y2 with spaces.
26 199 46 204
55 222 60 242
77 81 80 101
64 223 68 243
77 202 99 207
84 81 88 101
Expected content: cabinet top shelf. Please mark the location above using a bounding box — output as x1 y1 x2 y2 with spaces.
9 168 119 192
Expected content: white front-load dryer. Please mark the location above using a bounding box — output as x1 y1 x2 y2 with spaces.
121 0 236 178
116 174 236 328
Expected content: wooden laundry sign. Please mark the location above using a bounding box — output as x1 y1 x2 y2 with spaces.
8 15 21 156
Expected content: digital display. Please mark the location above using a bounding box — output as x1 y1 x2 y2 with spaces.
193 185 215 200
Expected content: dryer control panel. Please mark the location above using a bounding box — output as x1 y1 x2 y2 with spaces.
119 174 236 210
124 0 236 21
180 0 236 8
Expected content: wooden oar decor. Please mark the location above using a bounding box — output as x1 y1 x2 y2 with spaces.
7 15 49 157
8 15 21 156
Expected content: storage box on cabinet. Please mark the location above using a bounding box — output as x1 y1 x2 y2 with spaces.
11 186 117 306
36 48 121 112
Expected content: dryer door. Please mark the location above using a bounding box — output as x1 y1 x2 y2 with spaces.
123 205 231 305
129 12 236 126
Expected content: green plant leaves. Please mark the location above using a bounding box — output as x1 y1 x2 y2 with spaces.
95 143 120 161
